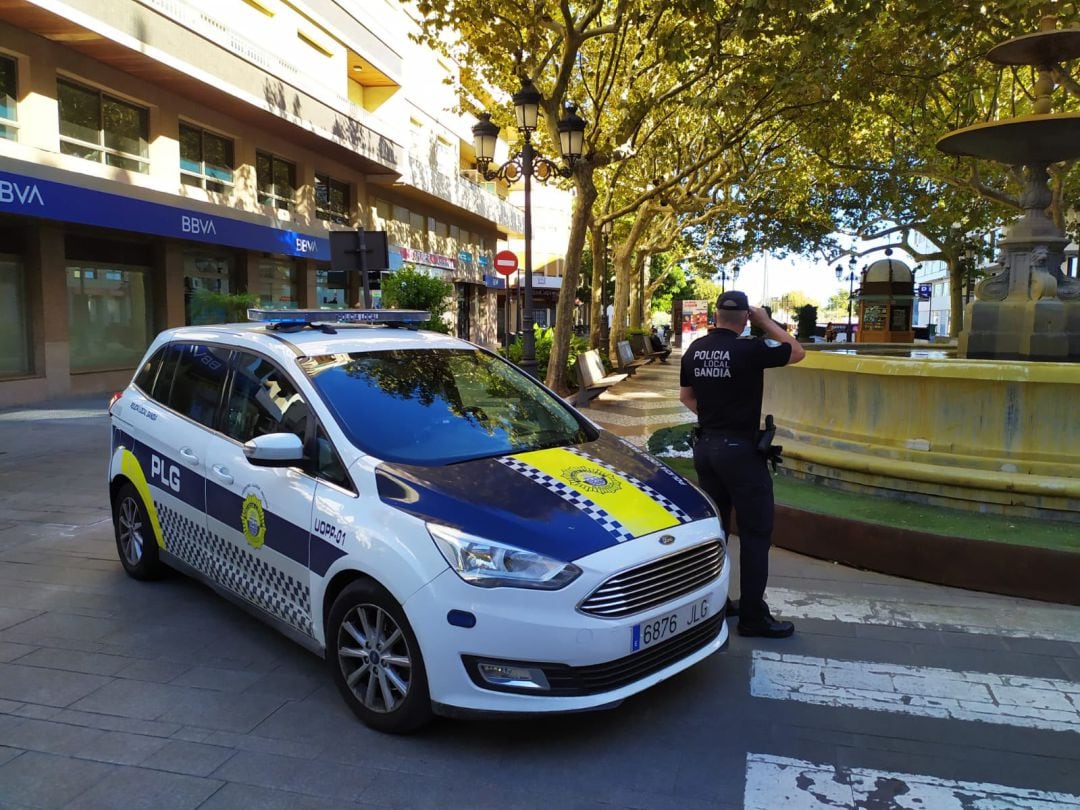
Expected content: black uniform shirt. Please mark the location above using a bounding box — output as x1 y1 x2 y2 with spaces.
680 328 792 432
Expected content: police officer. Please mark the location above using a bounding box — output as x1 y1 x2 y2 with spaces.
679 291 805 638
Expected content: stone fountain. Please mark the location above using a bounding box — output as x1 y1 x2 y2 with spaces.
937 14 1080 361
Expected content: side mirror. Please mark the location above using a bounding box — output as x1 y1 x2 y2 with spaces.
243 432 305 466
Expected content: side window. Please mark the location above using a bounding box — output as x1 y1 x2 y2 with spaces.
225 352 311 443
167 344 230 428
133 348 165 394
150 344 182 405
315 425 352 491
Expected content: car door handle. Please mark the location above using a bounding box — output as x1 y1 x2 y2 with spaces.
211 465 234 485
179 447 199 465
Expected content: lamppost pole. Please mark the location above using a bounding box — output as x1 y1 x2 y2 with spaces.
715 263 739 295
836 254 858 340
472 81 586 377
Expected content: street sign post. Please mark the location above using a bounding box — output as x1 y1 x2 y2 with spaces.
494 250 519 276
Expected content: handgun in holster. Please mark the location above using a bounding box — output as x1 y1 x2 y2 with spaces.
755 414 784 472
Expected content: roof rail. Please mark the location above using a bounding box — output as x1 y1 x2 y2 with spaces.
246 308 430 333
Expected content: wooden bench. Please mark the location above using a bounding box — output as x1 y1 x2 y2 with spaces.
574 349 628 407
630 333 669 364
616 340 649 375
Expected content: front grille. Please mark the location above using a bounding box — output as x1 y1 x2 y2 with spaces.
578 540 725 618
463 609 726 697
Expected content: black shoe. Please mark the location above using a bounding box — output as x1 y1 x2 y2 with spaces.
737 615 795 638
725 598 740 618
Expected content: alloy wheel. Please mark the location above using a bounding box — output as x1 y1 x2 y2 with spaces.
337 603 413 713
117 496 144 567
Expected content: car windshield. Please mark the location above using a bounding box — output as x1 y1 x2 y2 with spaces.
300 348 593 464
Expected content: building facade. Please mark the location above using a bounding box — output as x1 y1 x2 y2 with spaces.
0 0 524 407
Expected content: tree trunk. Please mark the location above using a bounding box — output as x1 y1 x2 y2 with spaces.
629 252 647 330
588 223 603 350
608 207 654 364
547 170 597 395
949 259 965 337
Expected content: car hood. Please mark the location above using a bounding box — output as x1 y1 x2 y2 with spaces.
375 432 715 561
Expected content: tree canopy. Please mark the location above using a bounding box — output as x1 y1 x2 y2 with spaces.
411 1 1080 375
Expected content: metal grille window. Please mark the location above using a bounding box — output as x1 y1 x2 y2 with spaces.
256 151 295 210
315 173 350 224
0 55 17 141
180 123 234 192
58 79 149 173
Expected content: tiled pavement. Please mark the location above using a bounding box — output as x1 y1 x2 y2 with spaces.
576 351 694 447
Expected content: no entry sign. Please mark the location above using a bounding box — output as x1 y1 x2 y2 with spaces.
494 250 519 276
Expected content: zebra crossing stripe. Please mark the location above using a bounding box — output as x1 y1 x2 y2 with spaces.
766 586 1080 644
750 651 1080 734
745 753 1080 809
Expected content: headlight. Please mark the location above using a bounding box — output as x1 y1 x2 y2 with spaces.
427 523 581 590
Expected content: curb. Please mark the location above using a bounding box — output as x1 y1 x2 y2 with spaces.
773 505 1080 606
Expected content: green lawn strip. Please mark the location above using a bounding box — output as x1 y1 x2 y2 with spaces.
660 456 1079 554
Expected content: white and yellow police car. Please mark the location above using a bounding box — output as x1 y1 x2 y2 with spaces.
108 309 729 732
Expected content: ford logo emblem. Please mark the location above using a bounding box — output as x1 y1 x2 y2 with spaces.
659 535 675 545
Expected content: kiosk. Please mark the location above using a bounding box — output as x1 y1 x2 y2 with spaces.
857 255 915 343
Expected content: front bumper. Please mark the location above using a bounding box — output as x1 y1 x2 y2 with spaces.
404 529 730 715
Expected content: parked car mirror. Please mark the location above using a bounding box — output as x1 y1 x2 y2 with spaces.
244 433 305 466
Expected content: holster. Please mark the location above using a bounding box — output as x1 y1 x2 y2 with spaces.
755 414 784 472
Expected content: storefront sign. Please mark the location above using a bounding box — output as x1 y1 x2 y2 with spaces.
458 250 473 264
0 168 331 260
533 275 562 289
483 273 506 288
397 246 456 270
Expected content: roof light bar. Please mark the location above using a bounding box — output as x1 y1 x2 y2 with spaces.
246 308 430 326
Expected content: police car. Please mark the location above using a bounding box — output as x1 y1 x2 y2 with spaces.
107 309 729 732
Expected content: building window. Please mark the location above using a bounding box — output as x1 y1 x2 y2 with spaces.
66 262 152 371
184 252 237 325
58 79 149 173
179 123 234 192
256 151 296 210
0 256 30 377
0 55 17 141
257 258 297 308
315 173 350 224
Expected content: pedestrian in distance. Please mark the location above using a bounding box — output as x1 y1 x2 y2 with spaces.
825 322 837 343
649 326 672 363
678 290 805 638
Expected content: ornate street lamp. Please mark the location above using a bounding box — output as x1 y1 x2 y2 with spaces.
472 79 587 376
835 254 859 339
716 263 740 293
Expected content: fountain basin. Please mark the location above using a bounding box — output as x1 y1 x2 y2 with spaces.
762 349 1079 521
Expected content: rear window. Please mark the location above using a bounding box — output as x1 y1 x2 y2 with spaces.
301 348 591 464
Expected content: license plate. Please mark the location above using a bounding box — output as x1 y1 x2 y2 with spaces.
631 596 710 652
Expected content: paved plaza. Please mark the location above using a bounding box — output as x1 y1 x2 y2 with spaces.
0 375 1077 809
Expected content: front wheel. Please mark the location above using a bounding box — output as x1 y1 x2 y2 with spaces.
327 579 432 733
111 482 166 580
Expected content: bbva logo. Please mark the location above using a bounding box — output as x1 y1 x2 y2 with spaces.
0 179 45 206
295 237 318 253
181 214 216 235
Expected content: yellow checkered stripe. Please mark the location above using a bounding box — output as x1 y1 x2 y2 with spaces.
499 448 681 542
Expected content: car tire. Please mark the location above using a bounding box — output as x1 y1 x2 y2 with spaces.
327 579 433 733
112 482 167 581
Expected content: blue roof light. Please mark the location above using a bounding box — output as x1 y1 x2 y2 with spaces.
246 308 430 327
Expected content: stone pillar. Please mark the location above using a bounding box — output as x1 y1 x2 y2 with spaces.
29 223 71 398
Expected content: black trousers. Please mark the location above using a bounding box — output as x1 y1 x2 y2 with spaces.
692 431 774 624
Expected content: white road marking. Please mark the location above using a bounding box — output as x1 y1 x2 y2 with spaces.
751 651 1080 734
745 753 1080 809
766 586 1080 644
